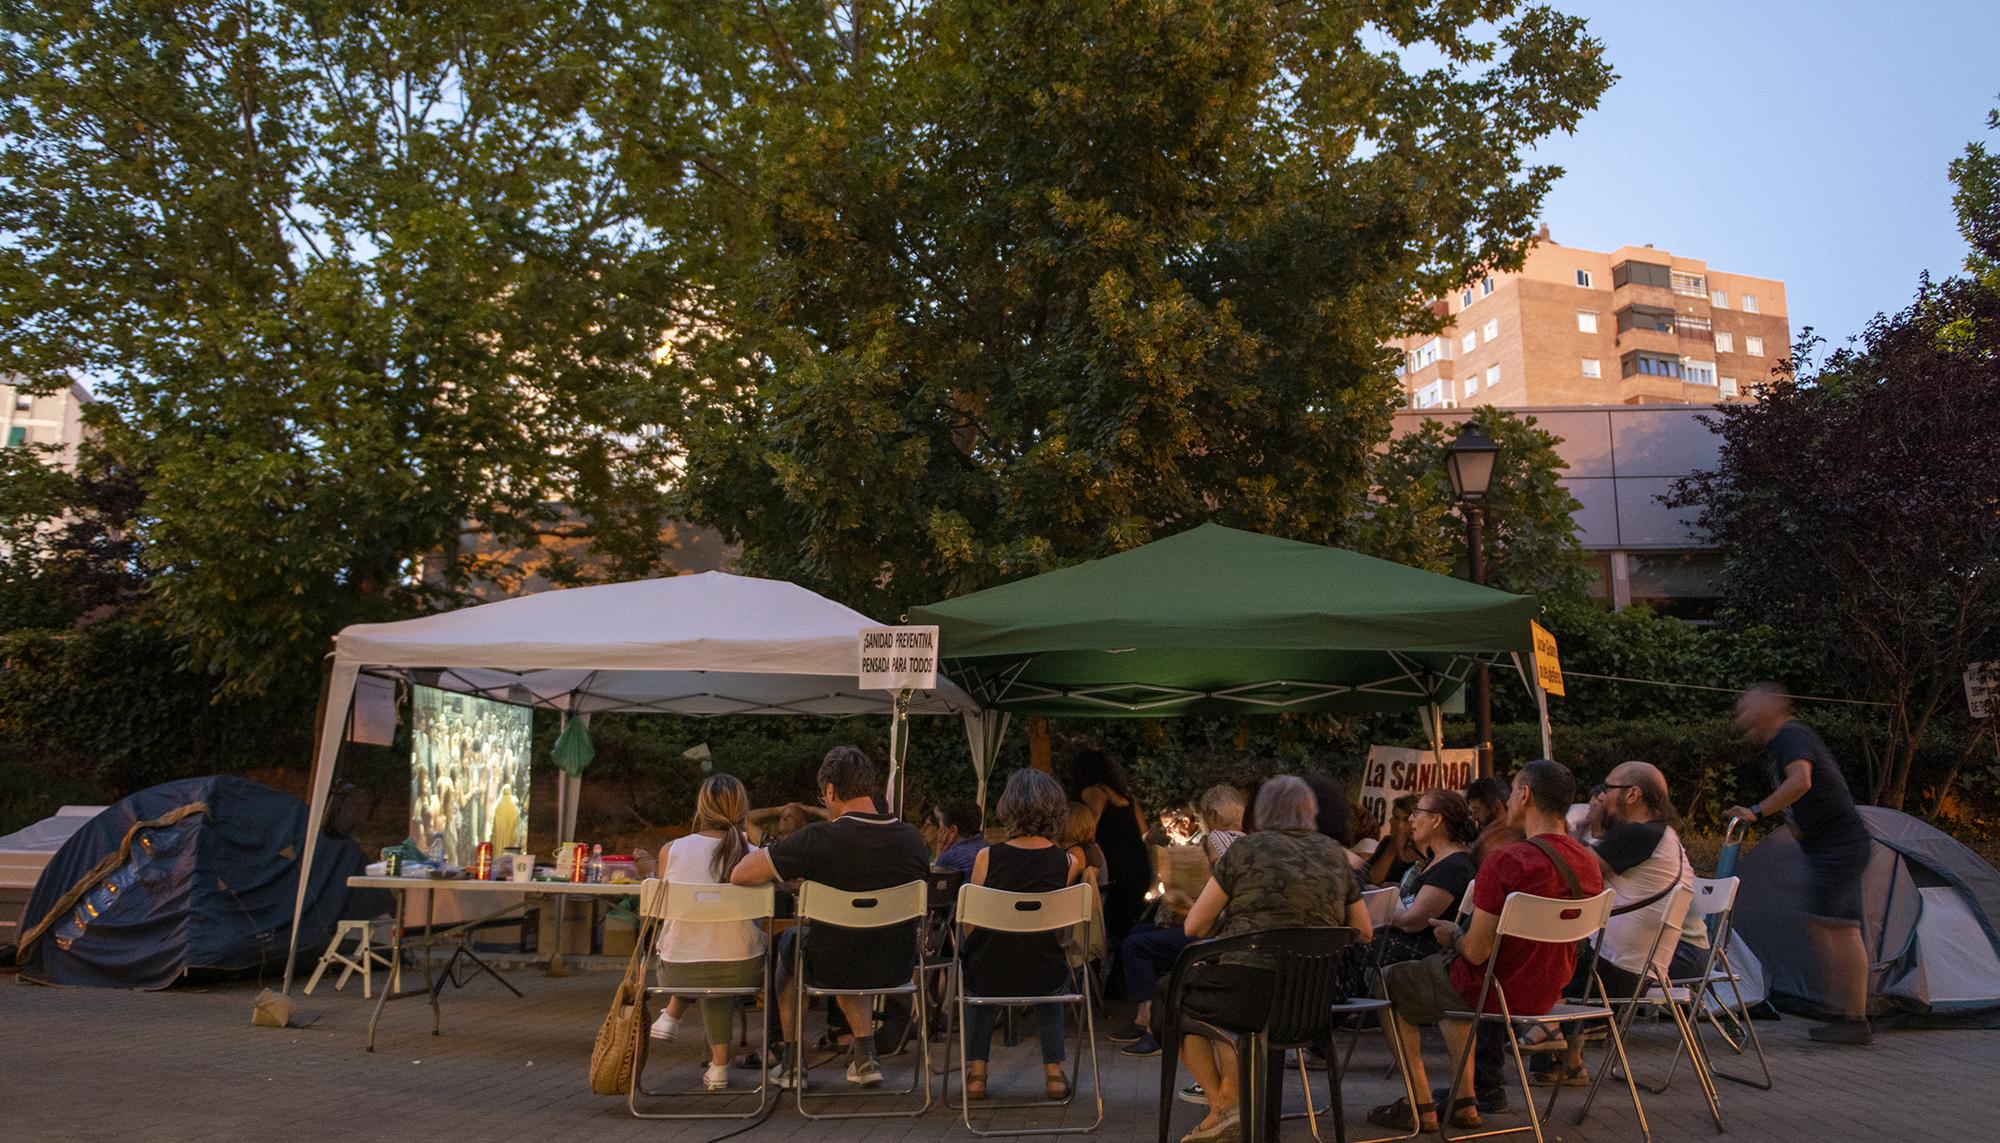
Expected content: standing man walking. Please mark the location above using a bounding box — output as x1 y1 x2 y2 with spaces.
1727 683 1875 1044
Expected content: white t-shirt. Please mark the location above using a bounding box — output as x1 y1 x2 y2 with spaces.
655 833 766 964
1592 821 1692 979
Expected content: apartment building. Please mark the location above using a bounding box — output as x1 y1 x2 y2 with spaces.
1393 231 1790 409
1 378 92 467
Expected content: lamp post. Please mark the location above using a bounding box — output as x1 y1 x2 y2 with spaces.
1446 425 1501 777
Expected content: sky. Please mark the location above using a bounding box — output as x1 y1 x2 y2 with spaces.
1526 0 1998 349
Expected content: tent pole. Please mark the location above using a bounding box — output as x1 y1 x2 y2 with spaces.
885 689 911 817
283 658 359 994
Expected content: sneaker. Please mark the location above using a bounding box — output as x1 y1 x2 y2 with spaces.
703 1063 730 1091
770 1054 806 1090
1181 1108 1242 1143
847 1055 886 1086
648 1012 680 1041
1121 1033 1162 1057
1177 1083 1206 1105
1107 1023 1148 1043
1807 1019 1874 1045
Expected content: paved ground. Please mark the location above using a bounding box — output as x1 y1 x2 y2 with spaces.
1 964 1991 1143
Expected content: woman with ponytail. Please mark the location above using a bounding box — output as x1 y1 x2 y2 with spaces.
1374 788 1480 967
651 773 766 1091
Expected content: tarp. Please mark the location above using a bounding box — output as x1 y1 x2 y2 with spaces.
19 777 365 989
285 571 982 991
909 523 1539 717
1734 806 2000 1022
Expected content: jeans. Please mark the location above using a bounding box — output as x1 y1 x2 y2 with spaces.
964 1003 1068 1065
1121 921 1192 1003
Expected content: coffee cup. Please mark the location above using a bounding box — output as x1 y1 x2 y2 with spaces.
512 854 535 882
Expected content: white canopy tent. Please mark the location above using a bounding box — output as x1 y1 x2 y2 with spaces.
282 572 985 992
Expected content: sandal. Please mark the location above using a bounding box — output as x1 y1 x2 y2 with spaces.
965 1064 988 1101
1045 1071 1071 1100
1445 1097 1483 1129
1364 1098 1437 1132
1518 1025 1567 1051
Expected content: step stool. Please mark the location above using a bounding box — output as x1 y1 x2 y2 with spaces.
303 919 401 999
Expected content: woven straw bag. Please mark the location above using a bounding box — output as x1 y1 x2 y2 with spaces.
589 913 660 1095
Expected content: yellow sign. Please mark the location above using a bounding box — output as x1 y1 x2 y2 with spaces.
1530 621 1565 697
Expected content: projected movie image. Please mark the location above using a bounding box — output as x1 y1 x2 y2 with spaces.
410 686 532 865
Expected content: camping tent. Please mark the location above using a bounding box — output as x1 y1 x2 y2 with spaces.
284 571 980 991
2 805 107 948
1734 806 2000 1023
909 523 1542 719
18 776 367 989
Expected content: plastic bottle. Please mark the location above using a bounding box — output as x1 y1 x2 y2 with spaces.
588 843 605 884
429 831 446 869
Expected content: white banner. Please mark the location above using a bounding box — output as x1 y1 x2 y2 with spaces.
1359 744 1480 827
345 674 399 746
859 625 939 691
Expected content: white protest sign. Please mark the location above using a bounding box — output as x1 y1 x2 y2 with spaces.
1968 661 1999 720
859 626 939 691
1359 744 1480 828
345 674 399 746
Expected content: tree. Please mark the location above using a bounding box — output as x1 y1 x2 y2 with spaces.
652 0 1613 615
0 2 691 696
1350 407 1591 605
1950 98 2000 292
1668 279 2000 812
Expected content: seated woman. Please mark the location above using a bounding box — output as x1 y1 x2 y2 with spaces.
1174 776 1373 1143
652 773 766 1092
1374 789 1478 966
1062 801 1109 889
961 768 1083 1101
1113 785 1245 1056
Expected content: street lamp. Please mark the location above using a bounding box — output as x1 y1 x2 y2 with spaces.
1447 426 1501 776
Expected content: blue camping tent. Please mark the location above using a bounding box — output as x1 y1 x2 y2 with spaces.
18 776 368 989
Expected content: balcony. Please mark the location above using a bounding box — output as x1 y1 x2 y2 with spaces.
1670 271 1708 298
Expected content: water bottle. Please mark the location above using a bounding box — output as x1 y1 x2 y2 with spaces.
429 831 446 869
587 843 605 884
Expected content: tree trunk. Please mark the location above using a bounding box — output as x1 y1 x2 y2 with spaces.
1028 716 1053 773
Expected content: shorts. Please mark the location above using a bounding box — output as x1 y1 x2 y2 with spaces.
1381 953 1473 1027
1803 838 1872 927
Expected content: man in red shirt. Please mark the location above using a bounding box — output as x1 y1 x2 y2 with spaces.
1368 760 1604 1133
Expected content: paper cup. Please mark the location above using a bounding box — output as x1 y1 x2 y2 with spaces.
512 854 536 882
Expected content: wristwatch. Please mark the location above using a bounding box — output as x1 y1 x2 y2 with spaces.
1748 803 1763 820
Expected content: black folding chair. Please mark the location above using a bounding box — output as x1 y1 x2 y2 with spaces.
1158 927 1360 1143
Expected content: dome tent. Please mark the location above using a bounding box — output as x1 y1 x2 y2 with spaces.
1734 806 2000 1025
19 776 368 989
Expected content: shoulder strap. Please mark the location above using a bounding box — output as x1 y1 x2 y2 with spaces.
1526 835 1585 900
1609 840 1686 917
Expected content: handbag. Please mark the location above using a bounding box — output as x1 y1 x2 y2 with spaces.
589 912 662 1095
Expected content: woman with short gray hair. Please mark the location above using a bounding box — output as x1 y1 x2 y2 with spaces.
1170 775 1371 1142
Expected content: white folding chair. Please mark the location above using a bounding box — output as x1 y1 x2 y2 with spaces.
304 918 399 999
1657 876 1772 1093
952 883 1103 1136
1440 888 1651 1143
629 879 776 1120
1576 885 1723 1133
793 879 933 1119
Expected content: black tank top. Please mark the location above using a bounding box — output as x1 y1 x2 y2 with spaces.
961 843 1071 998
1093 791 1150 896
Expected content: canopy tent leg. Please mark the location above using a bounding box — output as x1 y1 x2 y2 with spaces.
1509 653 1554 761
283 660 360 994
962 709 1012 828
1424 703 1447 762
884 689 913 817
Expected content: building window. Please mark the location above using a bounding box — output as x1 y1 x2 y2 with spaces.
1621 351 1685 379
1461 332 1477 354
1683 359 1717 385
1481 276 1495 296
1710 289 1729 308
1670 270 1707 297
1745 335 1765 356
1581 357 1601 378
1481 319 1498 342
12 394 29 411
1485 364 1500 389
5 426 25 448
1576 310 1598 333
1720 377 1738 398
1612 260 1672 289
1461 289 1474 308
1615 304 1675 334
1415 338 1443 369
1714 331 1734 353
1465 373 1479 395
1576 269 1593 288
1414 380 1451 409
1743 294 1760 314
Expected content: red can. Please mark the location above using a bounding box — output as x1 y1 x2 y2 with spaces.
474 841 494 880
570 843 589 883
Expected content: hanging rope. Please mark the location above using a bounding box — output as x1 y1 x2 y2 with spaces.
1560 670 1892 708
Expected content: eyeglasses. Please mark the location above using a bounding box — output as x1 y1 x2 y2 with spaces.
1590 782 1636 798
1410 806 1441 818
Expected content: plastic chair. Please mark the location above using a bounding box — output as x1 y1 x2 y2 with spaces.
1575 885 1724 1133
304 919 399 999
793 879 933 1119
1657 876 1772 1093
1157 927 1360 1143
951 883 1103 1136
1438 889 1650 1143
629 879 776 1119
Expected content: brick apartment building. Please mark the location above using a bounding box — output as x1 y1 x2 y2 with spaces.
1392 231 1791 409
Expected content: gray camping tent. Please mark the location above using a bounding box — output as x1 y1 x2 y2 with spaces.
1735 806 2000 1023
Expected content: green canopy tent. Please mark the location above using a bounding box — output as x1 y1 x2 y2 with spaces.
909 524 1551 808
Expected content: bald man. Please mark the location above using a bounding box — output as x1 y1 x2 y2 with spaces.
1536 761 1694 1086
1728 683 1874 1045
